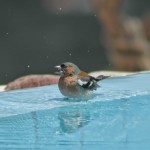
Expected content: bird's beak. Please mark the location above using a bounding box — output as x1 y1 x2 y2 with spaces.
55 65 63 75
55 65 62 71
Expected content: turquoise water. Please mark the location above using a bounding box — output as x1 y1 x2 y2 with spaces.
0 73 150 149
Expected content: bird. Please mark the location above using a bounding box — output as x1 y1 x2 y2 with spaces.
55 62 109 99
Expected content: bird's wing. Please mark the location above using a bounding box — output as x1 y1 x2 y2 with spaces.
77 76 99 90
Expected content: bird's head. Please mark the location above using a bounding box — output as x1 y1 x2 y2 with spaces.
55 62 80 76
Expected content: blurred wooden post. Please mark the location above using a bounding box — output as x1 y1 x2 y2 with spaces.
143 13 150 41
92 0 150 71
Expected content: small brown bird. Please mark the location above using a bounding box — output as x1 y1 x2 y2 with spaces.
55 62 109 98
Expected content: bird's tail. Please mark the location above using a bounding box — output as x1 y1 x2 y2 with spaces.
94 75 110 82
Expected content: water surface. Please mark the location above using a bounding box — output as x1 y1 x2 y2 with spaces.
0 73 150 149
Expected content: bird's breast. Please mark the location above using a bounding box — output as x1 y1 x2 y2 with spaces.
58 76 78 92
58 76 92 98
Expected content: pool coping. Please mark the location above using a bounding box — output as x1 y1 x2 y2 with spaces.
0 71 149 92
0 86 5 92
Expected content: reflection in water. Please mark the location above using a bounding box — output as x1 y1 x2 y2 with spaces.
31 112 39 149
58 107 90 133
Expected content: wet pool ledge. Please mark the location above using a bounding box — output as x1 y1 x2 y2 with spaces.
0 71 149 92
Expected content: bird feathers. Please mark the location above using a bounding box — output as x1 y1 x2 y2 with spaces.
77 76 100 90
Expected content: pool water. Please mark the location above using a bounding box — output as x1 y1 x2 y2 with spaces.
0 73 150 149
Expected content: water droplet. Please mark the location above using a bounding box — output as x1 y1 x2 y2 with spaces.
27 65 30 68
59 8 62 11
66 50 72 56
94 14 97 17
87 50 90 53
6 32 9 35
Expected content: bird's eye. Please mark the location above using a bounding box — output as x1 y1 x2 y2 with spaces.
61 64 67 68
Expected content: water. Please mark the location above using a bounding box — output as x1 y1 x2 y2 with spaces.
0 73 150 149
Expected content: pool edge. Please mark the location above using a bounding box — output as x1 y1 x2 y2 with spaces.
0 85 6 92
1 71 149 92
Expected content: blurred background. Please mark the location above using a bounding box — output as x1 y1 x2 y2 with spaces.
0 0 150 84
